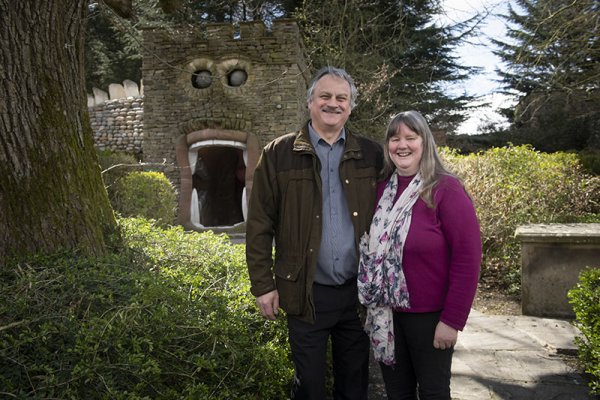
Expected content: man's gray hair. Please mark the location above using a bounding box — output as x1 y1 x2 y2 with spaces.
306 66 358 109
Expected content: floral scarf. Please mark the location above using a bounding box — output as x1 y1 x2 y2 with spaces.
358 172 423 365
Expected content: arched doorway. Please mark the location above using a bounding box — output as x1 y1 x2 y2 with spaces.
176 129 259 232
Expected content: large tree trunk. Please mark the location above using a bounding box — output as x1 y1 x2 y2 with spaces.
0 1 117 262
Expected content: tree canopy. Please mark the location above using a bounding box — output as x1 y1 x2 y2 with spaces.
494 0 599 96
296 0 477 136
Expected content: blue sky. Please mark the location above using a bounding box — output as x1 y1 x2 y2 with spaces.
439 0 517 134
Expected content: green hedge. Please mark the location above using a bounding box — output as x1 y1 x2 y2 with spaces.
442 145 600 292
0 218 293 399
568 267 600 395
112 171 176 227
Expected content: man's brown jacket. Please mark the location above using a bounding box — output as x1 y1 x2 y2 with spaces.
246 123 383 323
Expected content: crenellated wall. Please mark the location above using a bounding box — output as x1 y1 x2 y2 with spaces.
88 79 144 155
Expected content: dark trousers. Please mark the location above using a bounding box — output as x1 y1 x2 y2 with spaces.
287 281 370 400
379 311 453 400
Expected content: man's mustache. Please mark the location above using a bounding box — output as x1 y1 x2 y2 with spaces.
321 106 342 114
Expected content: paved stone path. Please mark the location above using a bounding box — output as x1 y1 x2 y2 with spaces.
368 309 595 399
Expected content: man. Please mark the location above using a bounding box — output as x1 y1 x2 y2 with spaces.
246 66 383 400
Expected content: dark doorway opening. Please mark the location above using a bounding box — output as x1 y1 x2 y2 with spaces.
192 146 246 227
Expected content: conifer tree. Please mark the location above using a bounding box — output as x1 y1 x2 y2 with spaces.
296 0 477 136
492 0 599 150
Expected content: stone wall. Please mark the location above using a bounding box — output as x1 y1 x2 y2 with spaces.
89 97 144 155
88 79 144 156
141 20 310 174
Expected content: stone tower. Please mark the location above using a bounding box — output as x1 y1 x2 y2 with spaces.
142 20 310 234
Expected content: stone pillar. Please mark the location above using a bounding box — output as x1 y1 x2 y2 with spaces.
515 223 600 318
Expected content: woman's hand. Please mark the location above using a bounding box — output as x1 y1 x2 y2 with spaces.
433 321 458 350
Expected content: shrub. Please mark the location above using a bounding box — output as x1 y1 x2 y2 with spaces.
568 267 600 395
96 150 141 200
113 171 176 226
0 218 293 399
441 145 600 292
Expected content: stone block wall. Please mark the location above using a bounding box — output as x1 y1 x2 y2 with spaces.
89 97 144 155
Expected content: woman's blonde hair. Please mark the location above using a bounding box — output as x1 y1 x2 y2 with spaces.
381 110 456 207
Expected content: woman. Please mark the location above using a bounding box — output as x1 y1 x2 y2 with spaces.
358 111 481 399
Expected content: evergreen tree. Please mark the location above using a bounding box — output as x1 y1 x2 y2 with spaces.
85 2 143 92
296 0 477 137
492 0 599 151
494 0 599 95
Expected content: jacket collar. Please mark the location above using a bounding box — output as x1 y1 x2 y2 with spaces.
293 121 363 159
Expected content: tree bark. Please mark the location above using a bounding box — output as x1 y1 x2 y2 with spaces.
0 1 117 262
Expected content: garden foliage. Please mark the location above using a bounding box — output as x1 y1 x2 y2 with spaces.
1 144 598 398
112 171 177 227
568 267 600 395
579 151 600 176
441 145 600 291
0 218 292 399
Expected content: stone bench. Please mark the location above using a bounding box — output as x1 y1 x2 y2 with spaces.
515 223 600 318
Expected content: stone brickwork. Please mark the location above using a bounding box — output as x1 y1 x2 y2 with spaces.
89 97 144 155
141 20 310 232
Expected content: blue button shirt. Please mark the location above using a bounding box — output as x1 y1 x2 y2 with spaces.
308 123 358 285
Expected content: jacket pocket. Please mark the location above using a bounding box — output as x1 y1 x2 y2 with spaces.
274 255 306 315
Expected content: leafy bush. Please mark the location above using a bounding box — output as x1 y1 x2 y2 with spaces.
97 150 141 199
441 145 600 292
113 172 176 226
0 218 293 399
568 267 600 395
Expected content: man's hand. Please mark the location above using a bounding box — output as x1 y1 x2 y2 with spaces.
256 290 280 320
433 321 458 350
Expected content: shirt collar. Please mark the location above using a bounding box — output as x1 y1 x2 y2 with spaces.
308 122 346 148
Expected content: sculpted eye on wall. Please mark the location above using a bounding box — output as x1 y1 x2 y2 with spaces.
192 69 212 89
227 69 247 87
184 57 214 93
217 58 252 89
184 57 251 93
